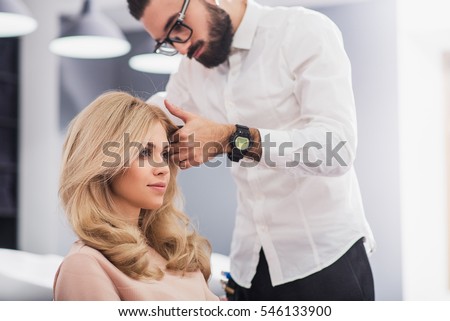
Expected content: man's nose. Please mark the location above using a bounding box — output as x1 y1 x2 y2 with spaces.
172 41 191 55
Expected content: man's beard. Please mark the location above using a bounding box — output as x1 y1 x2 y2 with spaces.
187 1 233 68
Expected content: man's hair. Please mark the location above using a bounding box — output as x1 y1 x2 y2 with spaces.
127 0 150 20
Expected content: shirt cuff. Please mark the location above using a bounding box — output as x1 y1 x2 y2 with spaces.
258 128 298 169
257 128 353 176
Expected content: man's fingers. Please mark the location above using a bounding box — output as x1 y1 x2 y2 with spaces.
178 157 201 170
169 141 199 157
164 100 192 123
170 152 184 165
178 160 192 170
170 145 191 164
170 150 201 169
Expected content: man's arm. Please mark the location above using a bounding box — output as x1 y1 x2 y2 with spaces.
164 100 261 169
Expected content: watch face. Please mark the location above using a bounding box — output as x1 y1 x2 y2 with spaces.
235 136 250 151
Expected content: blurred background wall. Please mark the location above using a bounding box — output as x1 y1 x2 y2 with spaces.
1 0 449 300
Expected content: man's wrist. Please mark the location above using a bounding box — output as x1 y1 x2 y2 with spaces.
220 124 235 154
248 127 262 162
224 124 262 162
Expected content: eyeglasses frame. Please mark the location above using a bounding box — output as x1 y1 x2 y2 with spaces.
153 0 192 55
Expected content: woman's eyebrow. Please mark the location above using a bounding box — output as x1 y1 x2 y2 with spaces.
147 142 170 150
144 142 155 152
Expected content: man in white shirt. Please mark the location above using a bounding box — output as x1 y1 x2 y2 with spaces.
127 0 376 300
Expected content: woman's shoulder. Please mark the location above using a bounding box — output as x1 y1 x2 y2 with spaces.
60 240 109 272
53 241 121 300
68 240 101 256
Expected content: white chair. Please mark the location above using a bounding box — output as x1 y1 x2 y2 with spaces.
0 248 229 300
0 248 63 301
209 252 230 298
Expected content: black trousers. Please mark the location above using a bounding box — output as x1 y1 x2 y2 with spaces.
227 238 374 301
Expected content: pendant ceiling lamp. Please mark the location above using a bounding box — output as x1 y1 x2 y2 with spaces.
129 53 182 74
49 0 130 59
0 0 37 38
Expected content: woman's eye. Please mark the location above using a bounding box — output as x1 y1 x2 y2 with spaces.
139 148 151 158
162 151 169 162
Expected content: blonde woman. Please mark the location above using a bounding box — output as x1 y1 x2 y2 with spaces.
53 91 218 301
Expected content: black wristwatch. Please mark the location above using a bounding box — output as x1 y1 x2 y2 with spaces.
228 124 252 162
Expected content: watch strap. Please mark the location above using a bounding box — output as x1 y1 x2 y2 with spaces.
227 124 251 162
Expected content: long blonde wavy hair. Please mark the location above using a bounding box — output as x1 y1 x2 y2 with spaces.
59 91 211 281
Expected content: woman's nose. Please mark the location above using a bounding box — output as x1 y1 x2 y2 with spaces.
152 155 170 176
153 163 169 176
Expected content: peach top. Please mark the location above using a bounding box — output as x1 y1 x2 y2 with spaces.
53 241 219 301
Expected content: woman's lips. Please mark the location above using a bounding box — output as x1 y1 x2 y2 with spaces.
147 183 167 193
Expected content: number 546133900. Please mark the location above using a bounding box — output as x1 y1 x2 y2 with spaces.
260 305 332 317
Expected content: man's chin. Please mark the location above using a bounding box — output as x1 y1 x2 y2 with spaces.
195 53 229 69
196 59 221 69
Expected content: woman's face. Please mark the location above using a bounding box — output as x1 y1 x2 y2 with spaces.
110 122 170 223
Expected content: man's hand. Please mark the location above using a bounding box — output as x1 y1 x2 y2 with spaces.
164 100 234 169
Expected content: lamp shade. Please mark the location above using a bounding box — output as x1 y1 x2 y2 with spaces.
129 53 182 74
0 0 37 37
49 0 130 59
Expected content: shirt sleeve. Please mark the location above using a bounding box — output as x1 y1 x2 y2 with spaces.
258 13 358 177
164 58 199 113
147 58 199 125
53 253 120 301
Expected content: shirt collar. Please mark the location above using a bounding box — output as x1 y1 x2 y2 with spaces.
231 0 262 50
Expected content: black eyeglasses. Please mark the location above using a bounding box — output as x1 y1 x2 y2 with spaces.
153 0 192 56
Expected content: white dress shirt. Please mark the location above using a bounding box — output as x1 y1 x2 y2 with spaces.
163 0 375 287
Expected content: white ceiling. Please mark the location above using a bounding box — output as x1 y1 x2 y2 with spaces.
257 0 368 6
64 0 370 32
93 0 368 8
